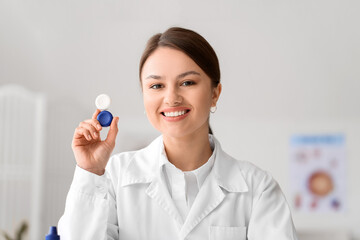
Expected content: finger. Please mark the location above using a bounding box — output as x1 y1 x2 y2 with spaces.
74 126 93 141
79 121 99 139
105 116 119 147
92 109 101 120
84 118 102 131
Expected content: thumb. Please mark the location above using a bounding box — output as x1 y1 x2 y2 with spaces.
105 116 119 147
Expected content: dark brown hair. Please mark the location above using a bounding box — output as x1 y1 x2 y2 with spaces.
139 27 220 87
139 27 221 134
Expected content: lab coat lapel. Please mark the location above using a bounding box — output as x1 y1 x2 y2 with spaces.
121 136 184 228
180 137 249 239
179 171 225 239
145 172 184 228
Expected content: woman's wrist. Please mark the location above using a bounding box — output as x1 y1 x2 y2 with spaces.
77 164 105 176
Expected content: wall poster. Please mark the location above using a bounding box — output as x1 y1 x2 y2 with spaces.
290 134 346 213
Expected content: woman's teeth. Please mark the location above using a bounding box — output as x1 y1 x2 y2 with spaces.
163 110 187 117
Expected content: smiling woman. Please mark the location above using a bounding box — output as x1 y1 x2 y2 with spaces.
141 47 221 143
140 27 221 136
58 27 299 240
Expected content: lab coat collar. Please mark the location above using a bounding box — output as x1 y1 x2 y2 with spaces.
121 135 185 227
120 134 249 193
159 134 216 191
121 136 163 187
212 136 249 193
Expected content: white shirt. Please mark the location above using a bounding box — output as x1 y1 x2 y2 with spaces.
59 135 298 240
160 136 216 221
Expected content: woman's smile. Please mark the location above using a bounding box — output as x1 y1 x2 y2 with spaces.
161 107 191 122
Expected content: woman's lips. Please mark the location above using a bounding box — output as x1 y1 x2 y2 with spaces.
160 107 191 122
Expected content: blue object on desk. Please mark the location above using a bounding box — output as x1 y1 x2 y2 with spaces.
46 226 60 240
97 110 113 127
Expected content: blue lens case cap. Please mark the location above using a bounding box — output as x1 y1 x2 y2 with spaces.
97 110 113 127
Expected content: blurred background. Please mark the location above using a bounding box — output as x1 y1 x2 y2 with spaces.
0 0 359 239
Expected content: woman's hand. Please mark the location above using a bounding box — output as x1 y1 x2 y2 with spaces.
72 109 119 175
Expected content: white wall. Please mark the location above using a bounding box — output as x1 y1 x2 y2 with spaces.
1 0 359 238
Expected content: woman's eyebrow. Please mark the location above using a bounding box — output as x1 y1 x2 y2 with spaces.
177 71 200 80
145 71 200 81
145 74 162 80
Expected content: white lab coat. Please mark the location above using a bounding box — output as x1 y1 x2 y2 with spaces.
58 135 298 240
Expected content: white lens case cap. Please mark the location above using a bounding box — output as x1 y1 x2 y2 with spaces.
95 94 111 110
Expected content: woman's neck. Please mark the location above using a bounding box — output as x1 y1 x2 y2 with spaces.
162 127 213 172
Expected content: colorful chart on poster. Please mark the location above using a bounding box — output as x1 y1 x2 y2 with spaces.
290 134 346 212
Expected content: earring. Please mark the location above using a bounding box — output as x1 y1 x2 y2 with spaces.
210 106 217 113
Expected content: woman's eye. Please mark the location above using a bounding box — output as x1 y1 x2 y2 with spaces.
150 84 163 89
181 81 195 86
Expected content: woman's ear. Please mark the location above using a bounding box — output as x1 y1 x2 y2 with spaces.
211 83 222 106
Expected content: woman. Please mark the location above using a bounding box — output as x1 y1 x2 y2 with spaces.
58 27 298 240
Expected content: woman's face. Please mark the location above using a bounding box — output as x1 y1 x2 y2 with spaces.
141 47 221 138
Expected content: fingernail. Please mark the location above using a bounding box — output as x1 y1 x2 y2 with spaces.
94 132 98 138
97 124 101 130
87 135 92 140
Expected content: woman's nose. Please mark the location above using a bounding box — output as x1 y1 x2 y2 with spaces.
164 86 183 106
